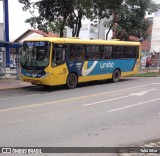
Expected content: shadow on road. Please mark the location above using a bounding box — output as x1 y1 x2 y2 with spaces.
22 77 135 93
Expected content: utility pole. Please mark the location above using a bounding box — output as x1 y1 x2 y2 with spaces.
98 20 100 39
1 0 10 67
158 50 160 72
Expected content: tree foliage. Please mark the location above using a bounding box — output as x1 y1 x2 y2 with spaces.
19 0 74 37
19 0 159 40
18 0 94 37
95 0 158 40
92 0 123 39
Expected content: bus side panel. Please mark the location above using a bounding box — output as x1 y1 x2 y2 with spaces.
78 73 113 82
66 59 138 82
121 59 140 77
49 63 69 85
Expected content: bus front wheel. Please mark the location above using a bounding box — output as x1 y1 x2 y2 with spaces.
112 69 121 83
66 73 78 89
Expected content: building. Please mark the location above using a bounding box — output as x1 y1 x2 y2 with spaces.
64 22 99 40
149 0 160 67
14 29 59 43
64 18 109 40
0 23 4 41
151 0 160 53
0 23 4 70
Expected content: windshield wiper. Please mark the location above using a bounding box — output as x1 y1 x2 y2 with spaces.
23 57 38 67
31 58 38 67
23 57 29 66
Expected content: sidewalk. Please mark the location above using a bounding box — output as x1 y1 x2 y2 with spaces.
0 69 159 90
0 78 33 90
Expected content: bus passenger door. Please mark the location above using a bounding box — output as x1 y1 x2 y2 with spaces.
51 44 68 85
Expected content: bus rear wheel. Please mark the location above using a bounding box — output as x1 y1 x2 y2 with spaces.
66 73 78 89
112 69 121 83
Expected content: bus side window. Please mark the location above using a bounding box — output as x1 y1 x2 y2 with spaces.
93 46 100 60
52 44 66 67
126 47 131 58
115 46 125 58
133 47 138 58
102 45 113 59
70 45 85 61
70 45 76 61
126 46 138 58
86 45 100 60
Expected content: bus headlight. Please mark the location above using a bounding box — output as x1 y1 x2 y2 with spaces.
41 72 50 79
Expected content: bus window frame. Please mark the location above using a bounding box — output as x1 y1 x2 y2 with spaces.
86 44 101 61
101 45 114 60
69 44 86 61
52 43 67 67
126 46 139 59
113 45 139 59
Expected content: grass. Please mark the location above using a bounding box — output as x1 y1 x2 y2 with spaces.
130 72 160 77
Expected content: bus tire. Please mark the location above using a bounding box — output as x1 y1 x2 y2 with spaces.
66 73 78 89
112 69 121 83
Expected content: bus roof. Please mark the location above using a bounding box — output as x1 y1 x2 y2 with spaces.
24 37 141 46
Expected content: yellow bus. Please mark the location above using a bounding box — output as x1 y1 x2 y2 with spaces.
20 37 141 88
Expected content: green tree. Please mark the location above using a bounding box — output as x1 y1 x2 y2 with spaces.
18 0 94 37
92 0 123 39
67 0 93 37
96 0 158 40
19 0 74 37
19 0 158 40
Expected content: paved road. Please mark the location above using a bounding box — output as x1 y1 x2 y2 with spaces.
0 77 160 155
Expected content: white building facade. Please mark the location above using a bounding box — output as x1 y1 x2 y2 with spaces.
151 0 160 52
0 23 4 41
64 18 111 40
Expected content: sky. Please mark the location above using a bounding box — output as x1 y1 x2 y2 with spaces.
0 0 32 41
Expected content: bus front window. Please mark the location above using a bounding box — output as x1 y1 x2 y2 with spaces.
21 41 50 69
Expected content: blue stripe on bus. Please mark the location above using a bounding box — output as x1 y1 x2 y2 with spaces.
67 59 136 76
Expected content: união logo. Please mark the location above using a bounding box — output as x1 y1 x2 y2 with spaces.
100 61 114 69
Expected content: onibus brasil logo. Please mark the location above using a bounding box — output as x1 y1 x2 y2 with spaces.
82 61 114 76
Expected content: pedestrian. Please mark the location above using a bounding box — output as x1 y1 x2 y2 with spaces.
146 57 150 71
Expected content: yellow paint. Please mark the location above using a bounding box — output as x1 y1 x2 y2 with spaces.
49 63 69 85
79 74 112 82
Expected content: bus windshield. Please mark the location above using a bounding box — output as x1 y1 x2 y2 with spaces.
21 41 50 69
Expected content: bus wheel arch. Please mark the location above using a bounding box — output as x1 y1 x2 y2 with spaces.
112 69 121 83
66 72 78 89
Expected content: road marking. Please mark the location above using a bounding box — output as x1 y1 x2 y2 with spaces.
129 89 157 96
0 83 158 102
84 95 132 107
0 83 159 113
107 98 160 113
83 89 157 107
152 83 160 85
0 94 39 100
